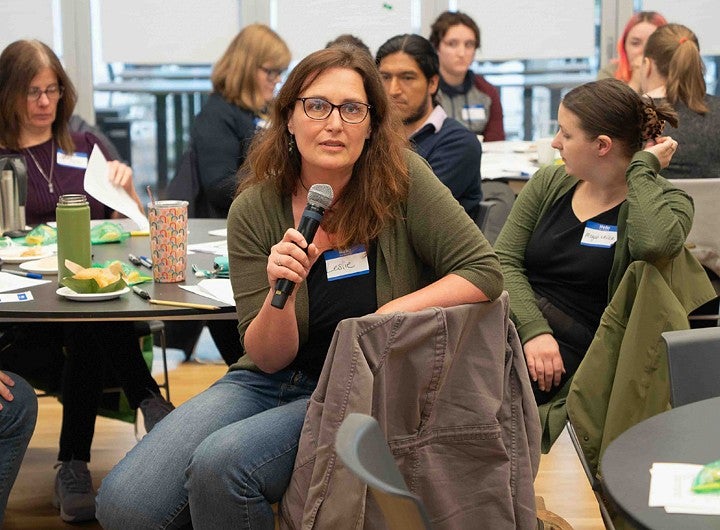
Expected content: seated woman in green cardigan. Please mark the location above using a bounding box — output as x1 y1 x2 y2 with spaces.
494 78 684 404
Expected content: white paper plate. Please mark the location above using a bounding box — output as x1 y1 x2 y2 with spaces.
19 255 59 274
56 286 130 302
0 246 54 264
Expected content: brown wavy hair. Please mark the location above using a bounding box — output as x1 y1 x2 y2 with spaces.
562 78 678 158
240 47 409 249
211 24 290 115
644 23 708 115
0 39 77 152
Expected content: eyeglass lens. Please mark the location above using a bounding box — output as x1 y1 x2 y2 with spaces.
299 98 369 124
27 85 63 101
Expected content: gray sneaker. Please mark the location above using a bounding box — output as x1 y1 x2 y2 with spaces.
53 460 96 522
139 393 175 432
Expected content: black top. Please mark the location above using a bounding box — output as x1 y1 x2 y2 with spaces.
657 95 720 179
525 186 622 330
290 243 377 378
191 93 261 217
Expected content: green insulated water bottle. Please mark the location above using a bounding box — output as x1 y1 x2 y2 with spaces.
56 194 91 285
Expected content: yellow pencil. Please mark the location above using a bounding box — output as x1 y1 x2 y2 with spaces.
148 299 220 310
130 230 150 236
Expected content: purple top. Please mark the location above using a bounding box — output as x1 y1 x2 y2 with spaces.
0 132 113 225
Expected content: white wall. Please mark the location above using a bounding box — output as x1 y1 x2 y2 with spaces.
98 0 241 64
0 0 57 52
642 0 720 56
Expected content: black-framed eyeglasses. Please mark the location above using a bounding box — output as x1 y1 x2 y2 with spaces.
296 97 371 124
27 85 64 102
259 66 285 81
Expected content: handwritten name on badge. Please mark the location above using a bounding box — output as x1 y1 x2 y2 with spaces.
325 245 369 281
581 221 618 248
56 150 89 169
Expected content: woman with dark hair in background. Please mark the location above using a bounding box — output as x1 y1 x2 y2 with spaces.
0 39 173 523
495 78 685 404
640 23 720 179
598 10 667 92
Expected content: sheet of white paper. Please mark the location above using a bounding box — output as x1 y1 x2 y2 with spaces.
0 272 50 293
83 145 150 231
187 240 228 255
197 279 234 306
179 279 235 307
208 228 227 237
179 285 224 303
648 462 720 515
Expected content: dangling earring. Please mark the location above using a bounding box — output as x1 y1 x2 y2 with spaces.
288 134 296 154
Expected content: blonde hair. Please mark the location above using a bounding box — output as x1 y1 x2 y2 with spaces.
644 23 708 115
211 24 290 114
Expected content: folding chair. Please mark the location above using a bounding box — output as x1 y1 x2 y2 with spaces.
669 178 720 326
662 327 720 407
335 413 433 530
474 200 496 234
479 180 516 244
565 420 616 530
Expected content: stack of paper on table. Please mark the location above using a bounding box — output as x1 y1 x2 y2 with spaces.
649 462 720 514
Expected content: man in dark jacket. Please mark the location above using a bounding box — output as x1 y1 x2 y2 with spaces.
377 34 483 218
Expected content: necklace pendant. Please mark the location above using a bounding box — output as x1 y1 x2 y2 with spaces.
48 182 55 194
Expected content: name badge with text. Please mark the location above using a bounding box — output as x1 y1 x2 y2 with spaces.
581 221 618 248
56 150 89 169
462 105 486 122
325 245 369 282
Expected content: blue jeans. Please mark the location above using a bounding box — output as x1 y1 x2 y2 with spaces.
0 372 38 527
96 368 315 530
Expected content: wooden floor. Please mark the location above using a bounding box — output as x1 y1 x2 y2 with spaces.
3 360 604 529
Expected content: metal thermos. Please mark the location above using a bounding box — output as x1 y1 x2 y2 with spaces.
56 194 91 285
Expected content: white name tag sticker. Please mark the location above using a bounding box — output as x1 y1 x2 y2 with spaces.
462 105 486 121
325 245 369 282
56 150 88 169
581 221 618 248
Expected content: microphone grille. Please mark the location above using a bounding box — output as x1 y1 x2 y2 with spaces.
307 184 334 209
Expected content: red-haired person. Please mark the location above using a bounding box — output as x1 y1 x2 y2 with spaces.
598 10 667 92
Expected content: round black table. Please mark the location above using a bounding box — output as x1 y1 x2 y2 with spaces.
601 396 720 529
0 218 236 322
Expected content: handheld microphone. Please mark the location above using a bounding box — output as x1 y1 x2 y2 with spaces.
271 183 334 309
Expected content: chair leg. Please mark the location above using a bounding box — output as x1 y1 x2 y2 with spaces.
147 320 170 402
135 321 171 440
565 421 617 530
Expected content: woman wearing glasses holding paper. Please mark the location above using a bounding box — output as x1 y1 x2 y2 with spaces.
0 39 173 523
97 46 502 529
